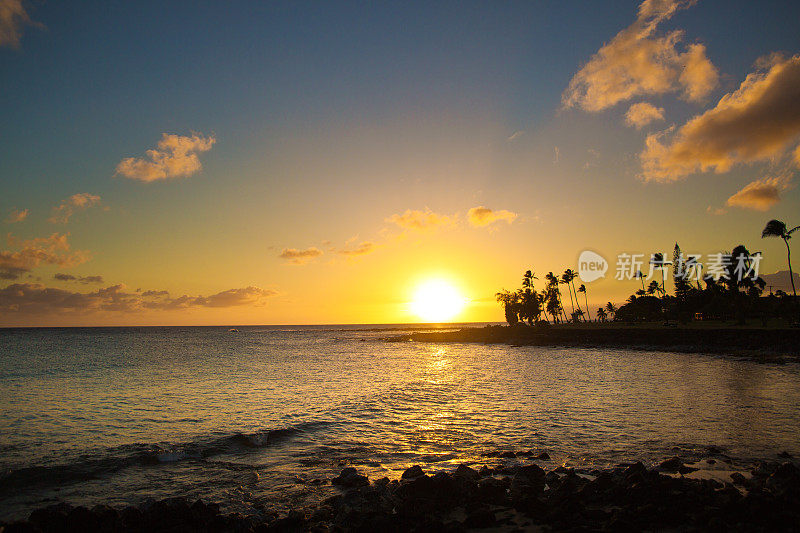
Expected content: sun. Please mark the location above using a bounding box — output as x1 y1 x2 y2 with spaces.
410 279 467 322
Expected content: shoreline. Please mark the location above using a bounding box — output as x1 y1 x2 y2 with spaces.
3 455 799 531
389 325 800 360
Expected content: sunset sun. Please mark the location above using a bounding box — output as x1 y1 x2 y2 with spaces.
410 279 467 322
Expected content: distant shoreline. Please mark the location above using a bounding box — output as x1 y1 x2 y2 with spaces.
389 324 800 360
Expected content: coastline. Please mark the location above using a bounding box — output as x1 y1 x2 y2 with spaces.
388 325 800 360
4 455 799 532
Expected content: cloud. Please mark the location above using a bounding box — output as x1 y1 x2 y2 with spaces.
0 0 37 49
5 207 28 223
336 242 375 256
54 273 104 284
640 55 800 181
279 247 323 265
706 206 727 216
725 174 793 211
563 0 718 112
115 133 216 182
507 130 525 142
386 209 455 232
48 193 101 224
0 283 277 315
0 233 90 280
467 206 518 227
625 102 665 128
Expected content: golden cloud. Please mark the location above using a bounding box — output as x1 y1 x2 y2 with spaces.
625 102 665 128
48 193 101 224
563 0 718 112
0 283 277 314
116 133 216 182
726 175 793 211
336 242 375 256
0 0 36 48
279 247 323 265
54 273 104 284
640 55 800 181
0 233 90 279
386 209 455 232
5 207 28 223
467 206 518 227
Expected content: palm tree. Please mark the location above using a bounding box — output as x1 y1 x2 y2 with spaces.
762 219 800 319
647 280 661 296
577 283 591 321
496 289 520 325
596 308 608 322
544 272 565 323
651 253 667 296
635 269 645 293
605 302 617 320
560 271 578 321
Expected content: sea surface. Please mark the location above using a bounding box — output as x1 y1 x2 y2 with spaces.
1 324 800 520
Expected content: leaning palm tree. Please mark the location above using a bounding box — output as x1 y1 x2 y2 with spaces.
577 283 591 321
762 219 799 317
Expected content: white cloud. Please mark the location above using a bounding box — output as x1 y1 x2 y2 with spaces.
386 209 455 232
467 206 518 227
640 55 800 181
625 102 665 128
0 0 37 48
116 133 216 182
48 193 101 224
563 0 718 112
279 247 323 265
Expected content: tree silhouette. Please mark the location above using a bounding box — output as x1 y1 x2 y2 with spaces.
577 283 591 321
762 219 799 319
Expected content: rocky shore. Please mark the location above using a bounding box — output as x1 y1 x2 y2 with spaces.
390 325 800 359
3 457 800 532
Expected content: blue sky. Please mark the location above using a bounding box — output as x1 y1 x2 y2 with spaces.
1 0 799 325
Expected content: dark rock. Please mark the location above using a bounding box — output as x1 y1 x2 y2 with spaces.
463 508 496 528
372 476 390 489
730 472 747 485
475 477 510 505
766 462 800 496
658 457 683 472
478 465 493 477
536 452 551 460
778 451 793 458
453 464 480 482
678 465 698 475
401 465 425 479
707 446 723 455
499 451 517 458
331 467 369 488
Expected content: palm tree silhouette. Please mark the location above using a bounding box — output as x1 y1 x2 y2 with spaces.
596 307 607 322
762 219 799 319
604 302 617 320
635 269 645 293
577 283 591 321
651 253 667 296
560 270 579 321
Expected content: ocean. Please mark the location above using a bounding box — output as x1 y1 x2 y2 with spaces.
1 324 799 521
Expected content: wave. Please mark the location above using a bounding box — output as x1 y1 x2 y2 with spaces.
0 422 324 493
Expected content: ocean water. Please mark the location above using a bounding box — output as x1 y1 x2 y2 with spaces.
1 324 800 520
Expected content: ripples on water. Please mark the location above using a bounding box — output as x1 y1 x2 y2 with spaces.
1 324 799 519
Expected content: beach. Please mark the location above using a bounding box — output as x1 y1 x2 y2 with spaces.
4 455 800 531
392 324 800 360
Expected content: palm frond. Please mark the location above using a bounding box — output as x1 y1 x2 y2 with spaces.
762 219 787 238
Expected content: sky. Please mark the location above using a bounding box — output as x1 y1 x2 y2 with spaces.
1 0 799 326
